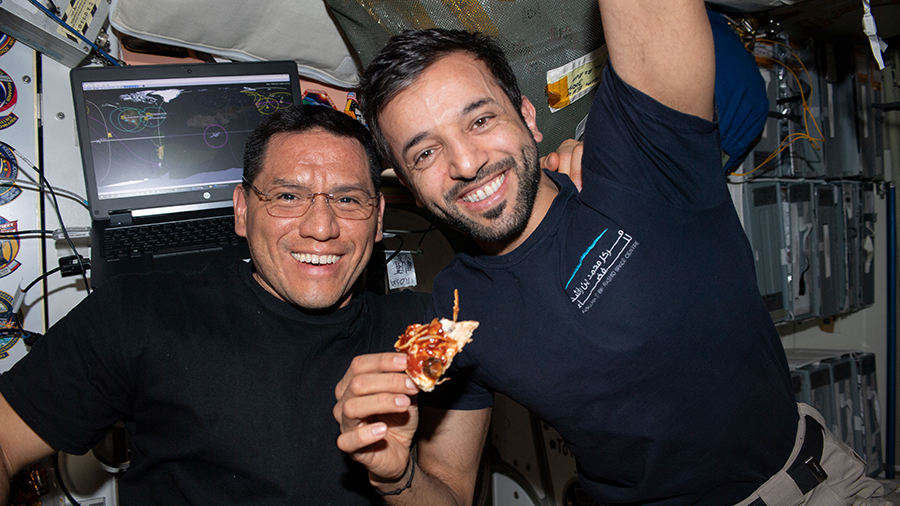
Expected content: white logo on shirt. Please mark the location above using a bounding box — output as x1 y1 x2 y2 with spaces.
565 229 638 313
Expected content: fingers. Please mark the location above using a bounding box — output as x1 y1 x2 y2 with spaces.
336 419 390 455
335 352 409 400
338 381 414 424
333 352 418 428
554 139 584 191
333 352 420 482
336 428 412 486
540 152 560 171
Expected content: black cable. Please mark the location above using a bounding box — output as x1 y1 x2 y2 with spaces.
381 217 440 267
384 235 405 266
412 218 440 253
52 453 83 506
34 54 51 331
0 312 44 347
383 224 441 235
0 230 54 236
11 147 91 294
23 267 61 294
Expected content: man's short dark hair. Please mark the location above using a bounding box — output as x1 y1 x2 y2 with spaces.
358 29 523 171
242 104 382 192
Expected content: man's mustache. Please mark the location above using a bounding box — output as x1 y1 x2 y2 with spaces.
445 156 516 203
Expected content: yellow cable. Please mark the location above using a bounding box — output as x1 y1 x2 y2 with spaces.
729 39 825 177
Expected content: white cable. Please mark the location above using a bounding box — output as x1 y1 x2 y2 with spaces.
861 0 888 70
0 178 89 208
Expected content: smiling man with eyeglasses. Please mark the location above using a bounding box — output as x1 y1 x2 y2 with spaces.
0 104 433 505
234 106 387 311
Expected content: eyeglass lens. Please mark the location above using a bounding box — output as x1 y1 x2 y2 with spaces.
263 186 376 219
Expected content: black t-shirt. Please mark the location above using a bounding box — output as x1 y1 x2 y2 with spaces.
426 65 798 505
0 261 431 505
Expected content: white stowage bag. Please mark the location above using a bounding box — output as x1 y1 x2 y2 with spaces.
108 0 360 88
706 0 807 11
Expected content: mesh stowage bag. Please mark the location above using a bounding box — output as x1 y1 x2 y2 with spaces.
325 0 607 157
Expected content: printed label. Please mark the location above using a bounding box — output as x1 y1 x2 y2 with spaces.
565 229 637 314
56 0 100 42
386 251 417 290
546 46 608 113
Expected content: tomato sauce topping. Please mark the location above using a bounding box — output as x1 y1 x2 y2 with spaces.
396 319 457 380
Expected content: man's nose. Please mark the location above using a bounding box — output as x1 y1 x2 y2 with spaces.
297 195 340 240
447 135 488 181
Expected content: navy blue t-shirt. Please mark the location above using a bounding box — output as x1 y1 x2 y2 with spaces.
426 65 798 505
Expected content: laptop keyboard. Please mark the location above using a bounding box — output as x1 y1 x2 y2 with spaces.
101 216 246 259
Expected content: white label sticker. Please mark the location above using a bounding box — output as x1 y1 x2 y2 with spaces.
545 46 608 113
386 251 417 290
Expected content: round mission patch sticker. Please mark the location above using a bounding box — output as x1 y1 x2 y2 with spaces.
0 142 22 205
0 215 21 278
0 67 18 130
0 33 14 58
0 291 18 360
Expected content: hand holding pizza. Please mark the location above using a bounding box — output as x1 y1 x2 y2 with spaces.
334 351 419 488
334 290 478 490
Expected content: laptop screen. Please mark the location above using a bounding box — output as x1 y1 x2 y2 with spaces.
70 61 302 221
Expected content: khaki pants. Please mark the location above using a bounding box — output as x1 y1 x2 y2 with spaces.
735 403 889 506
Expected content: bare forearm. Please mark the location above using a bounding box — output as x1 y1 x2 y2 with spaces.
382 407 490 506
1 453 13 506
381 460 472 506
0 393 57 506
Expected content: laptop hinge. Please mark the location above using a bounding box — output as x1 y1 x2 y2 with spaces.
109 210 133 227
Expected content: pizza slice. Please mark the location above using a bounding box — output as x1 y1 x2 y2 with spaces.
395 290 478 392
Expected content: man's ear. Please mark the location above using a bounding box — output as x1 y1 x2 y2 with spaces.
520 96 543 143
233 186 248 238
374 194 386 242
392 168 425 208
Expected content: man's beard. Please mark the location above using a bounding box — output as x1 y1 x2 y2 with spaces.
426 139 541 244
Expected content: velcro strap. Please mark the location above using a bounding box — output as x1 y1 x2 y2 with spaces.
787 416 828 495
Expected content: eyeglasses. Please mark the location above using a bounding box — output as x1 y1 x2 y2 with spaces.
243 178 380 220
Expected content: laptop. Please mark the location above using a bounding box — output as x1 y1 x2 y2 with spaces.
70 60 301 287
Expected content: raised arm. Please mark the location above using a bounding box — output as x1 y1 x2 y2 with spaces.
0 393 56 506
598 0 714 120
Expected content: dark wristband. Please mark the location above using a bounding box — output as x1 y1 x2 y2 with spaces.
375 451 416 496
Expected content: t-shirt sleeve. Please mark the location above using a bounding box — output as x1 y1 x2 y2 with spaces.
0 283 133 454
579 63 725 211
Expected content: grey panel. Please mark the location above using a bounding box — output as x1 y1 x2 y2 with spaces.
783 182 818 320
814 183 848 316
743 181 786 322
859 183 876 307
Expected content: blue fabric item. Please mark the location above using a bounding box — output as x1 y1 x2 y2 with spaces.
423 64 797 505
709 9 769 171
